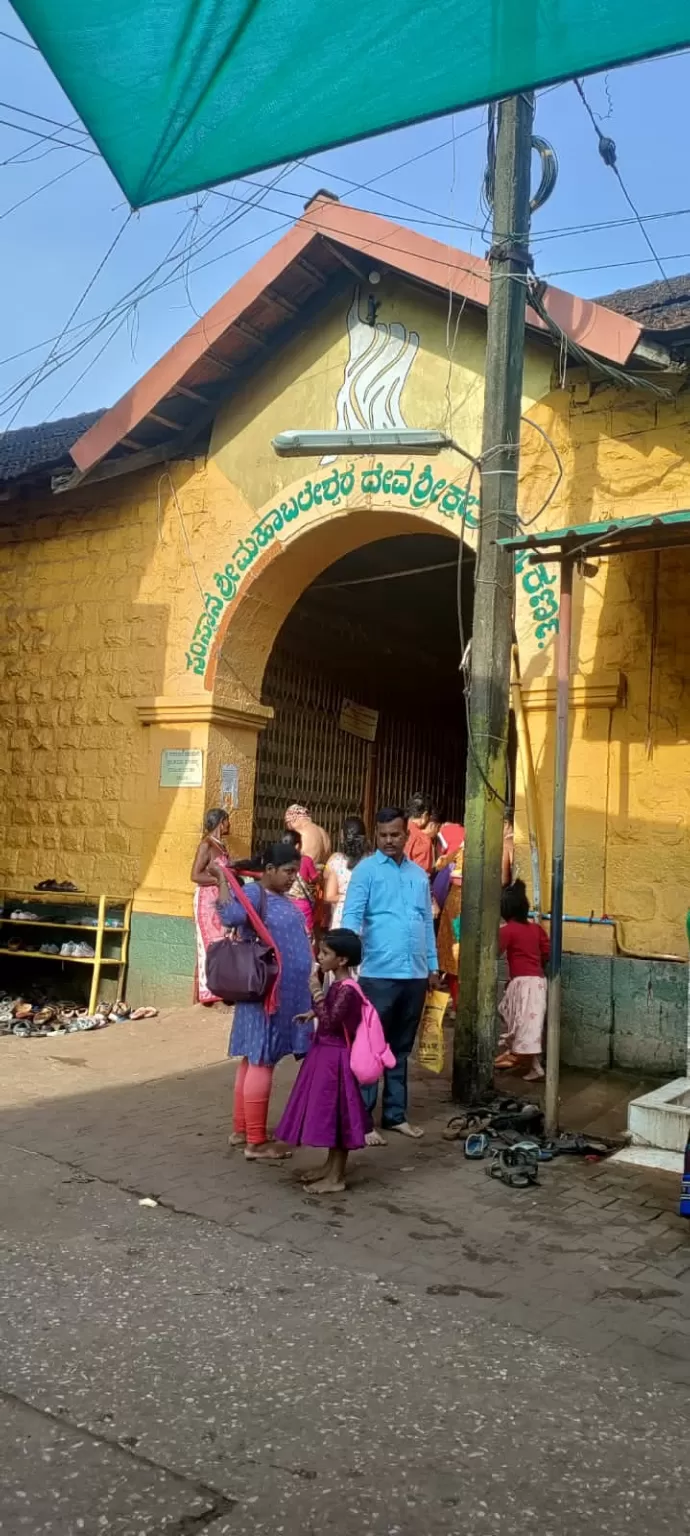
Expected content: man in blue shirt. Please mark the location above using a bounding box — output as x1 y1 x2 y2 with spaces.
343 805 439 1141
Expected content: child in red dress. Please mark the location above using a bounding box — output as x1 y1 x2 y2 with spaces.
495 880 549 1082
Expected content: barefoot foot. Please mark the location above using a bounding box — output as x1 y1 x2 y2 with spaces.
227 1131 246 1148
300 1165 331 1184
523 1068 545 1082
386 1121 424 1140
309 1177 347 1195
365 1129 387 1148
244 1143 292 1162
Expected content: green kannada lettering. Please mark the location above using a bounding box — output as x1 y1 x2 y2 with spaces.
410 465 435 507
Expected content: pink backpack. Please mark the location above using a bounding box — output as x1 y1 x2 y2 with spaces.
343 978 396 1085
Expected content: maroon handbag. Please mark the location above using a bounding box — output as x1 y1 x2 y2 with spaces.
206 874 280 1007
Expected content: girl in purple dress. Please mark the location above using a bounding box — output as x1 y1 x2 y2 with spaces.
275 929 370 1194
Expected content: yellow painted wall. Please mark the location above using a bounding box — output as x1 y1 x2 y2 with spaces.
3 261 689 961
210 276 551 513
0 464 213 913
0 277 549 920
514 381 690 957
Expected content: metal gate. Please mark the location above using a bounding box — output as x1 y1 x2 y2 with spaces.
373 710 465 821
253 648 370 849
253 644 467 850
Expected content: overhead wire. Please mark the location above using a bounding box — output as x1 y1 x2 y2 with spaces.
182 159 299 320
0 162 302 418
4 177 688 422
0 61 685 421
531 205 690 247
443 112 468 441
0 27 37 49
0 206 289 404
528 278 672 397
1 207 135 428
0 65 671 399
213 168 690 248
542 250 690 281
10 168 673 419
47 313 130 417
0 100 90 139
0 192 276 409
573 76 673 294
0 115 98 155
0 155 92 221
182 190 690 294
0 135 487 408
456 412 565 806
456 88 563 809
315 559 458 590
0 115 89 168
208 116 490 240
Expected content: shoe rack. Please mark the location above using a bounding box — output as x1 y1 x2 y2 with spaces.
0 890 134 1014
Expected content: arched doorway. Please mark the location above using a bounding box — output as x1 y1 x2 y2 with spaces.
252 530 476 845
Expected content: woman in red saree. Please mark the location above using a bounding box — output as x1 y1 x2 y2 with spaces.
191 809 232 1004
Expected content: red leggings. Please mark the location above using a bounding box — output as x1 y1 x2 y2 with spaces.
448 975 459 1008
233 1059 274 1145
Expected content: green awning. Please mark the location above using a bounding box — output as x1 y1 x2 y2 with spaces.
11 2 690 207
498 510 690 560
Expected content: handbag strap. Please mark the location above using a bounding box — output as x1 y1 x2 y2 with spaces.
224 868 282 1014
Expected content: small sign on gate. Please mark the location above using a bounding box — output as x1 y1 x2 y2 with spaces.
339 699 379 742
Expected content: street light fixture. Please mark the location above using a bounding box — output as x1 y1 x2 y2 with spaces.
271 429 453 457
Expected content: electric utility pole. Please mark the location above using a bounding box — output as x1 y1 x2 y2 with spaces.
453 92 535 1102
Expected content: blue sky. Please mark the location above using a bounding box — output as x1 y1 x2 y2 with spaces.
1 4 689 429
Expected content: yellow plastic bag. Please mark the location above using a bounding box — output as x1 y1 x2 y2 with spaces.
416 989 450 1074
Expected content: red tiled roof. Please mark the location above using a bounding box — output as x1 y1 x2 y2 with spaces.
71 195 643 477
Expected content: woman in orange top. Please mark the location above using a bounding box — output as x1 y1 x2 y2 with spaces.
434 823 465 1011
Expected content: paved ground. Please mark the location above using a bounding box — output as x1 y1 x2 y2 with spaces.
0 1006 688 1403
1 1144 689 1534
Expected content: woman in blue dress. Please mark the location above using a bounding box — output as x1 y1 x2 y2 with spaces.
211 844 313 1161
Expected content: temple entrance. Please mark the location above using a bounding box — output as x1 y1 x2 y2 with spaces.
253 531 476 846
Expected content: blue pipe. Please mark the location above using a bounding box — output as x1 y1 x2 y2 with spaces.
534 911 684 962
535 912 615 926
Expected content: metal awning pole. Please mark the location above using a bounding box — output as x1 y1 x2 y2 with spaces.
544 556 574 1137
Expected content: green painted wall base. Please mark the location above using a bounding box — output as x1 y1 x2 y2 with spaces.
127 912 197 1008
125 914 688 1073
561 952 688 1076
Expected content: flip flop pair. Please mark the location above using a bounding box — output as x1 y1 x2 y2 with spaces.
487 1142 541 1188
442 1112 492 1142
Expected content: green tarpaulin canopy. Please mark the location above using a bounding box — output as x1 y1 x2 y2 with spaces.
11 1 690 208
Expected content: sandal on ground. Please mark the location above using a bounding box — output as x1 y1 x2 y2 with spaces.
104 999 130 1020
487 1144 540 1188
442 1112 491 1142
442 1115 471 1141
33 1006 56 1026
548 1133 610 1158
